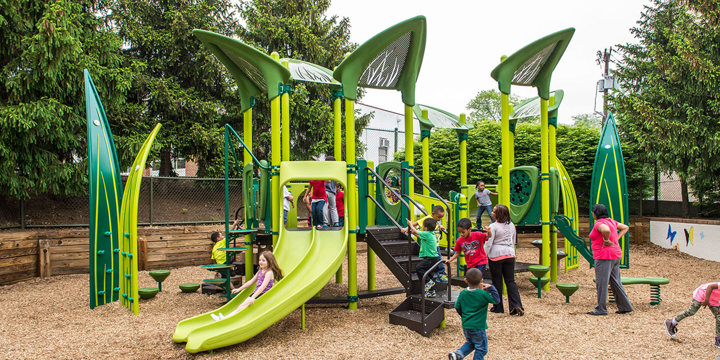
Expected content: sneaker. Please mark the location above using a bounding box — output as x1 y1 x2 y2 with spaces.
316 225 323 230
424 279 435 292
714 336 720 349
448 352 460 360
436 274 449 284
425 289 437 298
664 319 677 338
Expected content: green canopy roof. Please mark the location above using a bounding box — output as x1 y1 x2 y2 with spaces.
281 58 341 88
510 90 564 121
490 28 574 99
412 104 469 131
193 29 291 112
333 16 427 105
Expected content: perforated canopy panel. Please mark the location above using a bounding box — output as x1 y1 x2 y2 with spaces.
412 104 469 130
358 32 411 89
282 58 340 87
511 43 557 86
229 52 268 93
510 90 564 121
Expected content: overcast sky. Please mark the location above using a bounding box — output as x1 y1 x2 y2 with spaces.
327 0 649 124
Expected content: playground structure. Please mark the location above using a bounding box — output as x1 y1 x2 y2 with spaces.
83 12 638 353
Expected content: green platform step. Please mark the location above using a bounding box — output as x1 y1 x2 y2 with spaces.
179 283 200 293
138 287 159 299
556 283 579 303
149 270 171 292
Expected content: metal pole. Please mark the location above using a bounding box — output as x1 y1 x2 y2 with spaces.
345 98 358 310
540 97 551 291
20 199 25 229
243 109 254 278
393 127 398 156
149 176 154 225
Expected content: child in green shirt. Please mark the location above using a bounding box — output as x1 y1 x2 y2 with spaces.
449 268 500 360
407 217 440 297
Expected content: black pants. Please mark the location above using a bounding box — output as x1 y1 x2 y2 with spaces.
488 257 523 312
415 257 438 285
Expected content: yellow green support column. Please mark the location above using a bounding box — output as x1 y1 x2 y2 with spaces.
271 95 281 248
404 105 414 214
540 98 551 291
243 108 254 278
459 114 468 198
500 91 511 206
281 61 290 162
366 160 376 291
548 95 558 283
420 110 430 197
334 92 343 284
345 98 358 310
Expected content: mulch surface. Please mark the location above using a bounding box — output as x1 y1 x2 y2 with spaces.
1 242 718 359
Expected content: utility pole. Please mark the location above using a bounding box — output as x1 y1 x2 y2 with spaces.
596 47 612 128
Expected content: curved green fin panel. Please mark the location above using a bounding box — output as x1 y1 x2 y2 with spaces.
333 16 426 105
556 157 580 271
193 29 291 112
490 28 574 99
589 112 629 267
85 70 123 309
509 166 539 224
119 123 162 315
281 58 341 88
510 90 564 121
412 104 470 131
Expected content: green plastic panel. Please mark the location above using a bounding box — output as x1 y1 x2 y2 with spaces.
411 104 470 131
243 163 256 223
508 166 539 224
375 162 402 225
589 112 629 267
119 123 161 315
510 90 564 121
85 70 122 309
333 16 426 105
193 29 291 112
490 28 575 99
281 58 341 88
556 157 580 272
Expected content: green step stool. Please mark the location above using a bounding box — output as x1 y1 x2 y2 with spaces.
138 287 159 299
527 265 550 299
149 270 171 292
179 283 200 293
556 283 579 303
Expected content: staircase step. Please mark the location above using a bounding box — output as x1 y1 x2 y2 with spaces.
409 289 459 309
389 297 445 337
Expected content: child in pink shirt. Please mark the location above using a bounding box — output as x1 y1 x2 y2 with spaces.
664 282 720 348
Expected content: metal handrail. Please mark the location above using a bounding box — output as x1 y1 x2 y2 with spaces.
421 260 452 328
225 124 270 170
365 167 416 276
401 168 453 258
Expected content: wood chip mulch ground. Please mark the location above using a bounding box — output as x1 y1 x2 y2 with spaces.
1 242 719 359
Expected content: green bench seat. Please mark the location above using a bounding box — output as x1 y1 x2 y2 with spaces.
594 276 670 305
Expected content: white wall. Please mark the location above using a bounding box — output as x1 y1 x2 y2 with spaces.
650 220 720 262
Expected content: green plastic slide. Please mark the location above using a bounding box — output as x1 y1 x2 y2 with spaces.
554 215 594 268
173 161 348 353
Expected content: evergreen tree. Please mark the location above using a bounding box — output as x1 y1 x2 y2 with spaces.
111 0 240 176
237 0 369 161
0 0 133 199
611 0 720 216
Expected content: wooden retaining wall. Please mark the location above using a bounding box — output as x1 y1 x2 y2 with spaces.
0 217 653 286
0 225 224 286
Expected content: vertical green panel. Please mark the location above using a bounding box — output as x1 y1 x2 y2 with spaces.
119 123 161 315
85 70 122 309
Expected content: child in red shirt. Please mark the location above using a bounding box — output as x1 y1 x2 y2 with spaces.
446 218 489 278
309 180 327 229
335 189 345 227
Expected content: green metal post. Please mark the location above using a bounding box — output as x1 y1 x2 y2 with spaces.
149 176 154 225
243 109 254 278
301 304 306 330
334 92 343 284
404 105 414 214
366 161 376 291
540 98 550 291
548 95 558 283
421 110 430 197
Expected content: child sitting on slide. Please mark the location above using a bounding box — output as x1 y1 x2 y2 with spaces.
211 251 283 321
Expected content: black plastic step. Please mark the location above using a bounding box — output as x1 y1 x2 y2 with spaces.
389 297 445 337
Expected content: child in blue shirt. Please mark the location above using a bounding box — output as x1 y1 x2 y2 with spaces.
449 267 500 360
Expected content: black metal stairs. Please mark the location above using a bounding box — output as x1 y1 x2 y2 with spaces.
365 226 457 337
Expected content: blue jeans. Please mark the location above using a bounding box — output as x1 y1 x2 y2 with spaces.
475 205 494 227
435 247 447 277
454 328 488 360
311 200 325 227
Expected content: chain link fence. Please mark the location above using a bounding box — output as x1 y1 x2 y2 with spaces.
0 176 243 229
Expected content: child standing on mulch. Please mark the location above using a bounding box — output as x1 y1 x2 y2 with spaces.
664 281 720 348
309 180 327 229
212 251 284 321
407 217 440 298
449 267 500 360
445 218 488 278
336 188 345 227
